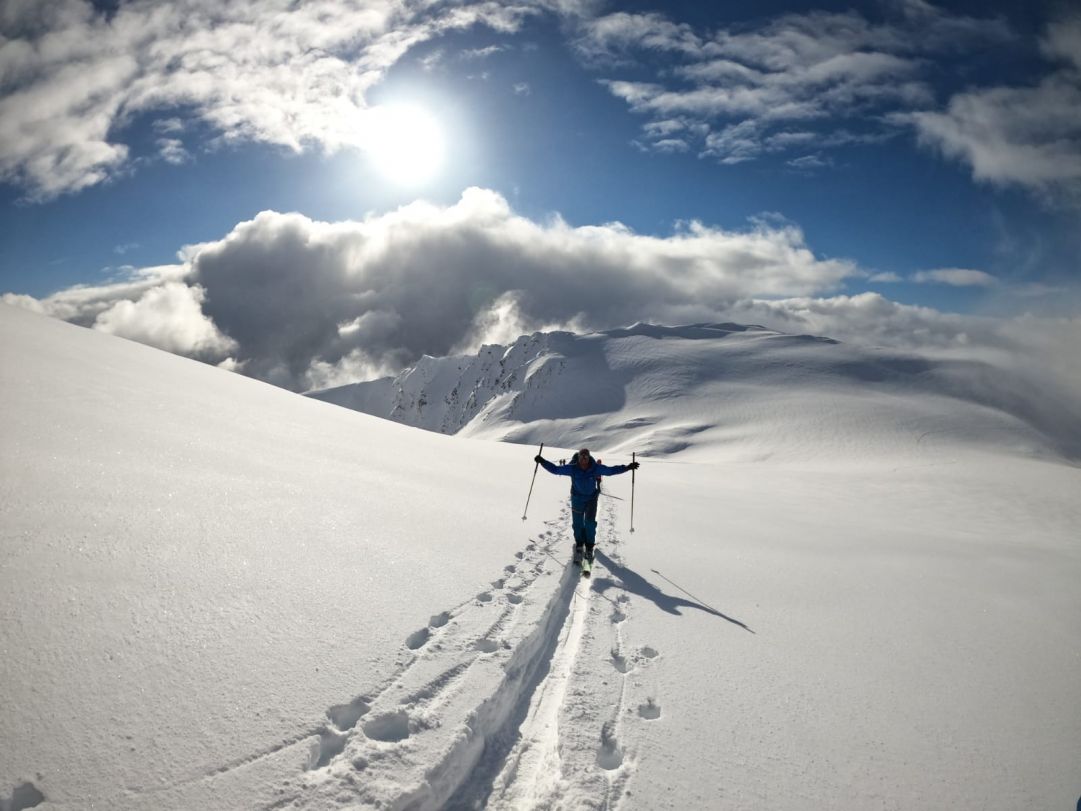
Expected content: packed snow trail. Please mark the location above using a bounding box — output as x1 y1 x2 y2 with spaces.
97 504 657 811
261 511 588 810
281 500 653 811
481 501 650 811
483 576 594 808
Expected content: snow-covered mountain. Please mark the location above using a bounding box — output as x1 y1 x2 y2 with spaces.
3 303 1080 811
310 322 1081 463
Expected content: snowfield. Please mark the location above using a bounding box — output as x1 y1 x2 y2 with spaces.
2 303 1080 810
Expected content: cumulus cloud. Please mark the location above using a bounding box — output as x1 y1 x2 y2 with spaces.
574 4 1010 164
904 13 1081 203
11 187 861 390
93 282 236 358
8 187 1079 417
0 0 543 200
912 268 999 287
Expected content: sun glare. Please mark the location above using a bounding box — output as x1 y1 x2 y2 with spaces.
366 104 445 187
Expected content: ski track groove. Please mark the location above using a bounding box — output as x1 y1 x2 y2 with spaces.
260 510 584 809
120 502 665 811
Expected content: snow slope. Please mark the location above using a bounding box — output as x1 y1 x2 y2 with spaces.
2 303 1080 810
310 323 1081 464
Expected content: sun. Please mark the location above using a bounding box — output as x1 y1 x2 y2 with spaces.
365 104 445 187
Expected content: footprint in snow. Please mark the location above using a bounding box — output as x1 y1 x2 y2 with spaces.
362 710 411 743
308 727 349 770
429 611 451 628
405 628 431 650
474 638 500 653
490 578 505 590
637 699 661 720
1 782 44 811
506 593 523 605
477 592 493 603
326 697 370 731
640 646 659 659
596 720 624 770
611 652 631 674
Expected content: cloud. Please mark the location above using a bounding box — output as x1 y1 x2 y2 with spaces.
0 0 543 200
157 138 190 165
902 14 1081 204
9 188 1078 420
723 292 1081 429
12 187 860 391
93 282 237 358
912 268 999 287
575 4 1010 164
3 263 189 324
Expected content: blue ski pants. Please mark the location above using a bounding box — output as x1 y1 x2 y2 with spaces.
571 496 599 550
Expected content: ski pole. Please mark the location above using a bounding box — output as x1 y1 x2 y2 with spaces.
629 451 636 533
522 442 544 520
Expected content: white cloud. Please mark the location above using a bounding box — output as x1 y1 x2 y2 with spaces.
461 45 508 60
912 268 999 287
724 292 1081 418
18 187 860 390
93 282 237 358
0 0 543 200
12 189 1079 413
787 153 832 171
7 263 190 324
575 5 1011 165
157 138 190 165
905 14 1081 203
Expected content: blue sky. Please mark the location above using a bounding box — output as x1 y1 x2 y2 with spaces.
1 0 1078 390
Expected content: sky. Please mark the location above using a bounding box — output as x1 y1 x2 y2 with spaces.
1 0 1079 392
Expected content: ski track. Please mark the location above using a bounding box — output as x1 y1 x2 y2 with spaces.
118 501 666 811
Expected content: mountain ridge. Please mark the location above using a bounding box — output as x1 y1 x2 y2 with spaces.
309 321 1081 464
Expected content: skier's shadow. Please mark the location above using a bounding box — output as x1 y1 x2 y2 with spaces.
593 550 754 633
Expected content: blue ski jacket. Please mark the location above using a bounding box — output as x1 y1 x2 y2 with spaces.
538 457 632 508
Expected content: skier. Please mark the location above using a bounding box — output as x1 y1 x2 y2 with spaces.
534 449 639 566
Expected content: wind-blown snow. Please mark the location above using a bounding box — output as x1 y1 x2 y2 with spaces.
2 304 1079 810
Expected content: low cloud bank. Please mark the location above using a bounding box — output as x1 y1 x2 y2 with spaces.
5 188 1078 410
6 188 860 389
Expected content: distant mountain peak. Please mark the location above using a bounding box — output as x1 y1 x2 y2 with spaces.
308 322 1080 463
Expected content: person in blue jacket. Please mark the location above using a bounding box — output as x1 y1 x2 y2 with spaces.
534 449 639 564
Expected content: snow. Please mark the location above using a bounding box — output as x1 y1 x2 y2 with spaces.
310 322 1081 464
2 303 1080 810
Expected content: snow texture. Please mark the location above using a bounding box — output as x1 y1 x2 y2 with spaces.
309 322 1081 464
2 303 1080 810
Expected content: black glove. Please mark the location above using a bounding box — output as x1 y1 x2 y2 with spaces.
627 461 640 471
534 455 545 464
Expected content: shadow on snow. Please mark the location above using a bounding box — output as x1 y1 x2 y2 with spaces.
593 550 754 634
